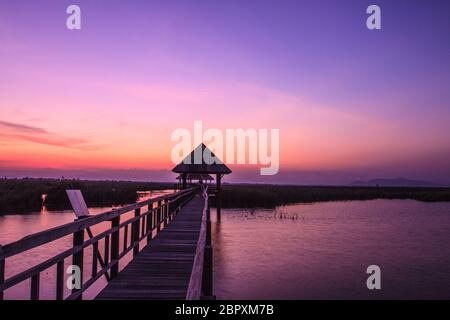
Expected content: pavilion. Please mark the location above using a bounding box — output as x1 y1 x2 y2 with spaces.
172 143 232 192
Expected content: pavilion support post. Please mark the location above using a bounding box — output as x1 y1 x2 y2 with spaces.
216 174 221 192
182 173 187 189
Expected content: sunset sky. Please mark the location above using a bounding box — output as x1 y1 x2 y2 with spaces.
1 0 450 184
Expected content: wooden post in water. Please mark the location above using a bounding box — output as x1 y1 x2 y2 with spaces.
216 193 222 221
0 245 4 300
215 173 223 221
72 227 84 300
202 202 213 297
206 203 211 245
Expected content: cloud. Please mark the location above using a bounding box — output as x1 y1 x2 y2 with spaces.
0 120 97 151
0 120 47 134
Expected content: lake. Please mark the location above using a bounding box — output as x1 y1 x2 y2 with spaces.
1 198 450 299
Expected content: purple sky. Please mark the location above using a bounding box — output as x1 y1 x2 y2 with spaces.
1 0 450 184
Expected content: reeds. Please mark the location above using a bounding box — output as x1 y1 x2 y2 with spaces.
0 178 175 214
2 178 449 214
210 184 450 208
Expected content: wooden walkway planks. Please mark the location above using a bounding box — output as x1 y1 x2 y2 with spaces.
95 194 206 300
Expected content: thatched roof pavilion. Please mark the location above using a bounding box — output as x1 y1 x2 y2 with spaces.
172 143 231 191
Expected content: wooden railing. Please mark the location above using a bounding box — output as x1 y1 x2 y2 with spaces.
0 187 198 300
186 186 213 299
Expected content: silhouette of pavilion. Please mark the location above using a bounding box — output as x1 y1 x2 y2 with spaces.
172 143 231 191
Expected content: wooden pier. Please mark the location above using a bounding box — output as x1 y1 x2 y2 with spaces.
96 193 210 299
0 187 213 300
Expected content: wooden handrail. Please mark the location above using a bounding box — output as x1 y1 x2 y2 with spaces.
0 187 196 259
186 186 209 300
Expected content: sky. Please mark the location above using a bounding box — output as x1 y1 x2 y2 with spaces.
1 0 450 184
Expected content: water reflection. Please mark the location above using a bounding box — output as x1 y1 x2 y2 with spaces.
2 198 450 299
212 199 450 299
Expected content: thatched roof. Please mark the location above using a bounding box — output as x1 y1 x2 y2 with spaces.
176 174 214 181
172 143 232 174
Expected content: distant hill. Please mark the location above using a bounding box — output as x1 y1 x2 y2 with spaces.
350 178 447 188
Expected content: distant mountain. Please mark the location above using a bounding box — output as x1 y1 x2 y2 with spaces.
350 178 447 187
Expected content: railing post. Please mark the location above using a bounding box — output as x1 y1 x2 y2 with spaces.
165 201 170 223
72 228 84 300
157 200 162 232
174 197 178 216
132 208 140 256
0 245 4 300
30 273 40 300
110 216 120 279
216 193 221 221
104 235 110 267
161 200 165 226
163 200 167 225
141 214 146 238
56 260 64 300
147 202 153 242
92 242 99 277
168 200 172 221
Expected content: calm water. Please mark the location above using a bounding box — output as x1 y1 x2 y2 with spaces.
211 200 450 299
1 199 450 299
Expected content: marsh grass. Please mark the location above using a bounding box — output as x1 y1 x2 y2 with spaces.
0 178 175 214
2 179 450 214
210 184 450 208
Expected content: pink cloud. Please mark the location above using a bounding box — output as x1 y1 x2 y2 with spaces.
0 120 98 151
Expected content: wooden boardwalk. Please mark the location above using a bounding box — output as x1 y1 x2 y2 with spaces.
95 194 206 300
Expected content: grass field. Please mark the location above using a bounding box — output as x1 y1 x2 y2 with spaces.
1 178 450 214
211 184 450 208
0 178 175 214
